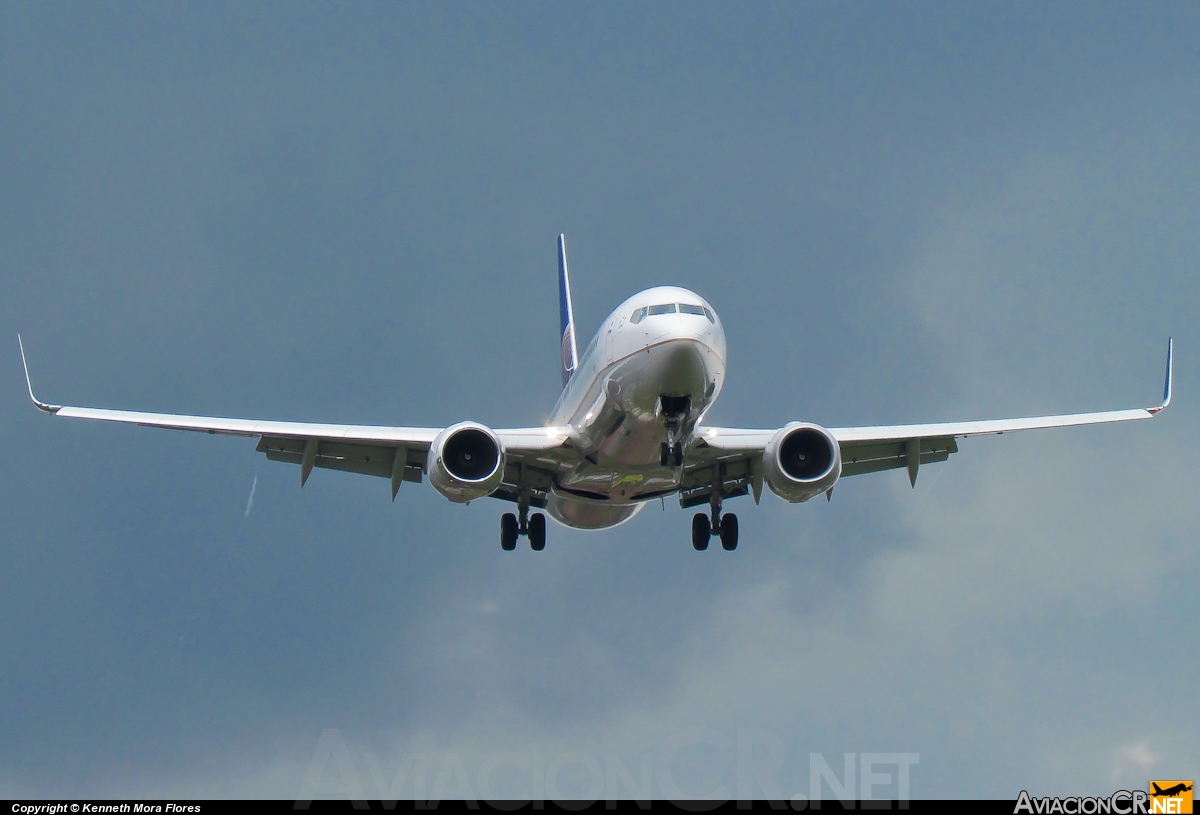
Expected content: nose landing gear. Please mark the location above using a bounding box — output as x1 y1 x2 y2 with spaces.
658 394 690 468
501 498 546 551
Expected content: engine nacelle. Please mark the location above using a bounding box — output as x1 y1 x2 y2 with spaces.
427 422 506 503
763 422 841 503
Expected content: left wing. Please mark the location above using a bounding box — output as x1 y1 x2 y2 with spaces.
19 336 571 501
685 338 1173 502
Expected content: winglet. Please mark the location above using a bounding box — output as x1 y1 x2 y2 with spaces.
1148 336 1173 414
558 234 579 389
17 335 61 414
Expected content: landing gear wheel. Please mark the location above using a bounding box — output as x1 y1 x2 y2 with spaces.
674 444 684 467
691 513 711 551
500 513 518 551
660 443 671 467
528 512 547 551
719 513 739 551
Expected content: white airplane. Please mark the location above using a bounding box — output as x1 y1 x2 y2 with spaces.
20 235 1173 552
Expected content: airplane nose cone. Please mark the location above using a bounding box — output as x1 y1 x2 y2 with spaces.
656 336 712 395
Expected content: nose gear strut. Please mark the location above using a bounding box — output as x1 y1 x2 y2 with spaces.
658 394 691 468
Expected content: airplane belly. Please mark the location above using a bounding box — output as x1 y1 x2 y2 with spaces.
556 460 681 502
546 494 643 530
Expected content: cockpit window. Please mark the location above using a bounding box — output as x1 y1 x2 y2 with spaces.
635 302 713 321
679 303 715 323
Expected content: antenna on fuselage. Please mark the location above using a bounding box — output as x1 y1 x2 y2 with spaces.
558 234 579 389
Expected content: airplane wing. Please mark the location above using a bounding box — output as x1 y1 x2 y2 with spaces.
685 338 1173 502
19 336 571 502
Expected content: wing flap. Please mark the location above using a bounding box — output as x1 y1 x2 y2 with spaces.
840 437 956 478
256 436 425 483
678 453 760 509
256 434 566 502
490 459 557 508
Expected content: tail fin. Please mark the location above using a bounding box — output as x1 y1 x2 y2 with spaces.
558 234 579 388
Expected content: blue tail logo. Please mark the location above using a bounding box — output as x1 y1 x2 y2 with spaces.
558 234 579 388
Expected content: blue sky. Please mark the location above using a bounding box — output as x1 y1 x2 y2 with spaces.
2 1 1197 799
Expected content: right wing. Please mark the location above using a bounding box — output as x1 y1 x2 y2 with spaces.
19 336 573 501
685 338 1172 502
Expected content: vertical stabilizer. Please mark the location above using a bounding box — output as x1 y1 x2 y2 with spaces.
558 234 579 388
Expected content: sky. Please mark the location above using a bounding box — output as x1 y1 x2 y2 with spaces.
1 1 1198 801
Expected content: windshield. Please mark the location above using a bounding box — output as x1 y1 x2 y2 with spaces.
633 303 715 323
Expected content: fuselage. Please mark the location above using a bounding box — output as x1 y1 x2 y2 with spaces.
545 286 727 529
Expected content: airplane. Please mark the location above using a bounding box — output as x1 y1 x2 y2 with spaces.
20 235 1173 552
1151 783 1193 797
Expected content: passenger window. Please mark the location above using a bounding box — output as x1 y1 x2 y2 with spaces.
678 304 706 316
631 307 647 324
702 307 716 324
648 303 676 315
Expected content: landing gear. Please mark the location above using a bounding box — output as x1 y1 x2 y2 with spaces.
691 502 738 551
691 513 710 550
658 394 689 468
500 502 547 551
719 513 739 551
528 512 546 551
500 513 519 551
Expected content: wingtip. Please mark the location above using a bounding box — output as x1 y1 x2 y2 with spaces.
17 334 61 414
1148 336 1172 414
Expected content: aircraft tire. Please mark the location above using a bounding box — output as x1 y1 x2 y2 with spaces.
720 513 739 551
500 513 519 551
691 513 710 551
528 512 547 551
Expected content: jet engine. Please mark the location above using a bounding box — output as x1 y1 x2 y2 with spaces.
762 422 841 503
427 422 506 502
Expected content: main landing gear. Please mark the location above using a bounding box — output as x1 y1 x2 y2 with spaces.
691 499 738 551
501 501 546 551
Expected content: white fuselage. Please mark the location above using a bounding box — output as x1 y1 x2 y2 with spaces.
545 286 727 529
